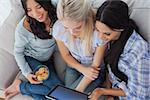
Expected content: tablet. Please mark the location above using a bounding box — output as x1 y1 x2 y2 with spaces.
45 85 88 100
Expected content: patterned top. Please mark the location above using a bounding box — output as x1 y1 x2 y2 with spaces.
108 31 150 100
52 20 105 65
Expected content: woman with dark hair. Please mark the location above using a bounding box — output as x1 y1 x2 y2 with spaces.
89 1 150 100
4 0 64 99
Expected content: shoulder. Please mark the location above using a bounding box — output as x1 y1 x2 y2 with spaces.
15 17 33 38
122 31 149 63
16 17 31 32
23 17 32 32
53 20 64 31
125 31 149 52
52 20 68 40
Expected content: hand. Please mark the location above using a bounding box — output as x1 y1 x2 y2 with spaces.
26 73 42 84
75 88 83 93
89 88 104 100
82 66 100 80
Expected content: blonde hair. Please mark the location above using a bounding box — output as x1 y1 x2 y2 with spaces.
57 0 95 56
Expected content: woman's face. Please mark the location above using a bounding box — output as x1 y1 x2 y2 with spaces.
96 21 122 42
26 0 48 22
62 20 84 37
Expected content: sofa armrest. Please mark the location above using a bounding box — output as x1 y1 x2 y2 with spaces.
0 48 19 90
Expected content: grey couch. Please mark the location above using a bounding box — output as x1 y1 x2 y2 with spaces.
0 0 149 99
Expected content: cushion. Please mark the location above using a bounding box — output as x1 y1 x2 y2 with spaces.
130 0 150 43
0 5 24 55
0 49 19 90
0 0 11 26
10 0 23 9
53 50 67 82
10 94 33 100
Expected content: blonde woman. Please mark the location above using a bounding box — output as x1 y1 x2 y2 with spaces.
52 0 106 93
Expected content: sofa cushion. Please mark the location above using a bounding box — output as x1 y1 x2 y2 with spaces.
0 49 19 90
0 8 24 55
130 0 150 43
0 0 11 27
10 94 33 100
10 0 24 9
53 50 67 82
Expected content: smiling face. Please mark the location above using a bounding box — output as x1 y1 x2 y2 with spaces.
62 20 85 37
96 21 123 42
26 0 48 23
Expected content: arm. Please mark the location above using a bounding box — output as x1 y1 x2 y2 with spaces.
14 20 41 84
14 24 32 77
56 40 100 80
101 88 126 96
76 45 106 92
56 40 85 72
89 88 126 100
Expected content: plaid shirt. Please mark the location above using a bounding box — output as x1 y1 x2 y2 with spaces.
108 31 150 100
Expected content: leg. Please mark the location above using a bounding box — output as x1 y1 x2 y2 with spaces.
65 66 81 89
43 61 64 88
31 94 46 100
21 57 55 96
20 81 50 95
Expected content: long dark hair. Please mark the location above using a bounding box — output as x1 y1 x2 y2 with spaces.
96 0 139 83
21 0 57 39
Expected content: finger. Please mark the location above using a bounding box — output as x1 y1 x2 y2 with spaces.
92 74 98 79
88 95 91 98
94 67 100 70
32 75 37 78
91 69 99 74
88 93 94 99
31 80 43 84
5 91 18 100
89 76 95 80
85 75 93 80
93 67 100 72
4 90 8 96
88 92 91 95
4 88 12 97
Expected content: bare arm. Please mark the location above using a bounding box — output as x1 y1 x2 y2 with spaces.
76 45 106 92
56 40 85 72
102 88 126 96
89 88 126 100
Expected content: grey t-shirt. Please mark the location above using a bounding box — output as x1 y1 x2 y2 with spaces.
14 17 56 77
52 20 105 65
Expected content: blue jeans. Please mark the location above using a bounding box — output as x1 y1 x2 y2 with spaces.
20 56 63 100
65 64 106 93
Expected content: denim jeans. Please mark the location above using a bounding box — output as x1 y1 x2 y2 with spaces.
20 56 63 100
65 63 106 93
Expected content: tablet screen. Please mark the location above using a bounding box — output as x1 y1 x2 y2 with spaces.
46 85 88 100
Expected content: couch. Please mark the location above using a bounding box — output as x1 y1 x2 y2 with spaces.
0 0 149 99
